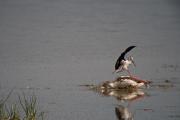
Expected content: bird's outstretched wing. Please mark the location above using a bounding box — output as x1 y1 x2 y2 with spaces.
115 46 136 70
124 46 136 55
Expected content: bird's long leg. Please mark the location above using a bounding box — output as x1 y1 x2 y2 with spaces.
113 67 123 74
126 69 133 78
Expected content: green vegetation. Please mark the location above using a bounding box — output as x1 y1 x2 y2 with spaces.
0 92 45 120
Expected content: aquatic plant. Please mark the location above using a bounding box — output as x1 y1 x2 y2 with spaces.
5 104 20 120
0 92 45 120
19 94 45 120
0 90 14 120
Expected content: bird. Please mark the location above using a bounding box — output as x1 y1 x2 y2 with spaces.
113 46 136 77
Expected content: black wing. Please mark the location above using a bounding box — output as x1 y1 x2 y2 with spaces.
123 46 136 54
115 46 136 70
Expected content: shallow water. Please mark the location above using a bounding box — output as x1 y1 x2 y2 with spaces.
0 0 180 119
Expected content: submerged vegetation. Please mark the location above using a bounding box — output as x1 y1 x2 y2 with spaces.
0 92 45 120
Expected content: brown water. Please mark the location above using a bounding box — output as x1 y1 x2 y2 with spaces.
0 0 180 119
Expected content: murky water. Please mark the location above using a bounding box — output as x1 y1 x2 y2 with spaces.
0 0 180 119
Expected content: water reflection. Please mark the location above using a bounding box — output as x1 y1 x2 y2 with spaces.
80 76 178 120
115 105 133 120
82 82 146 102
81 81 147 120
95 88 142 120
96 88 145 102
108 89 145 120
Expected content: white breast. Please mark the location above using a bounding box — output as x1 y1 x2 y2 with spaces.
122 60 132 70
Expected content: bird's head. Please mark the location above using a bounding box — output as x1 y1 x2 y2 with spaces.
128 56 136 67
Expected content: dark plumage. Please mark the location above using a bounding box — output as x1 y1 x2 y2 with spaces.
115 46 136 71
115 105 133 120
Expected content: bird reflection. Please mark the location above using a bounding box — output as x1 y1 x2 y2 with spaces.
81 82 147 120
96 88 145 102
115 105 133 120
95 87 145 120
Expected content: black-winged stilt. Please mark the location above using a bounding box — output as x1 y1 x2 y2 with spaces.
113 46 136 77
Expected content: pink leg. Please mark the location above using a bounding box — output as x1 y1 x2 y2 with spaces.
127 70 133 77
113 68 122 74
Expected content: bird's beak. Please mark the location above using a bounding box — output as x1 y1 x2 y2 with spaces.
132 60 136 67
